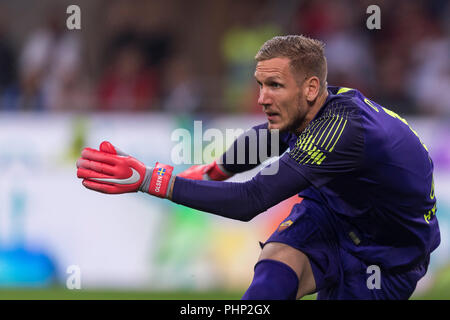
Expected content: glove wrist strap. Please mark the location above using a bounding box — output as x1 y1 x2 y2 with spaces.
147 162 174 198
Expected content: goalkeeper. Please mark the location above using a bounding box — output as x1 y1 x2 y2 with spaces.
76 35 440 300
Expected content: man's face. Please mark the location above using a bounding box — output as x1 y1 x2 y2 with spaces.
254 57 306 132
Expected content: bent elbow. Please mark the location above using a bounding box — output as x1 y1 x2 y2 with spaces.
238 214 254 222
235 208 262 222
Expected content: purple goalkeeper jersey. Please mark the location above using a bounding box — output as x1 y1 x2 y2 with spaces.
278 86 440 271
173 85 440 272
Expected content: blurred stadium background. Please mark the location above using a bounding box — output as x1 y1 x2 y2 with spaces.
0 0 449 299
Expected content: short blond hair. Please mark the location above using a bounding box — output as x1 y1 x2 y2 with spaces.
255 35 328 89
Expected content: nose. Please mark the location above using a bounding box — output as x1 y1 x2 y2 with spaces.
258 86 272 107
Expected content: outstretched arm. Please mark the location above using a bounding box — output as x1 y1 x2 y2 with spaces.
77 141 309 221
170 155 309 221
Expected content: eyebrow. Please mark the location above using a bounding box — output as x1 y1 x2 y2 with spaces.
254 75 283 83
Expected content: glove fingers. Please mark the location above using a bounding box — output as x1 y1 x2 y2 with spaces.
77 167 113 180
177 165 204 180
99 141 117 154
100 141 129 156
77 158 116 176
81 148 117 165
82 179 120 194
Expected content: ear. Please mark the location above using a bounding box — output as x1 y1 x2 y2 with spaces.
302 76 321 103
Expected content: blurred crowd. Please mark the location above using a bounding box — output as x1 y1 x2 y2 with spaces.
0 0 448 116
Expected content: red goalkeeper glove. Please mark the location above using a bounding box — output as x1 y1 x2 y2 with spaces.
177 161 233 181
76 141 173 198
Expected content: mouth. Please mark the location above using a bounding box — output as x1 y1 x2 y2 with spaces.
265 111 280 121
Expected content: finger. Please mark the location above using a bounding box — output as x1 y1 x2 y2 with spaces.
77 167 113 180
177 165 203 180
82 179 120 194
81 148 118 165
76 158 116 176
100 141 129 156
99 141 117 154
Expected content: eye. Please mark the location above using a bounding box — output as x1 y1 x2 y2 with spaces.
270 82 282 88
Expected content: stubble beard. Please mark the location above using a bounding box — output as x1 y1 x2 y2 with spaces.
288 96 308 136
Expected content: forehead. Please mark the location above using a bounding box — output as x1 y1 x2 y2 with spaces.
254 57 294 80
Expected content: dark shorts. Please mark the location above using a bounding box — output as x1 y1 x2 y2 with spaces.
264 198 429 300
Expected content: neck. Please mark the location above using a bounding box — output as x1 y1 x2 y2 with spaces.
294 89 329 135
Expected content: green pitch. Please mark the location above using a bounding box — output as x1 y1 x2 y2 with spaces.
0 288 243 300
0 288 447 300
0 265 448 300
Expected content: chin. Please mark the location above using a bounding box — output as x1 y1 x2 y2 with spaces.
267 121 287 132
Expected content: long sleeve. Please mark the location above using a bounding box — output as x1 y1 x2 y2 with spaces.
171 154 310 221
219 122 291 174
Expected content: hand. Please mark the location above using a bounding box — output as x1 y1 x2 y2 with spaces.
177 161 233 181
76 141 173 198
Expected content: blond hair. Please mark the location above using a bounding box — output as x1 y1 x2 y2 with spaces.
255 35 328 89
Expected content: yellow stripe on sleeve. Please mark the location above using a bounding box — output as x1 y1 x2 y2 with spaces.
337 87 354 95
